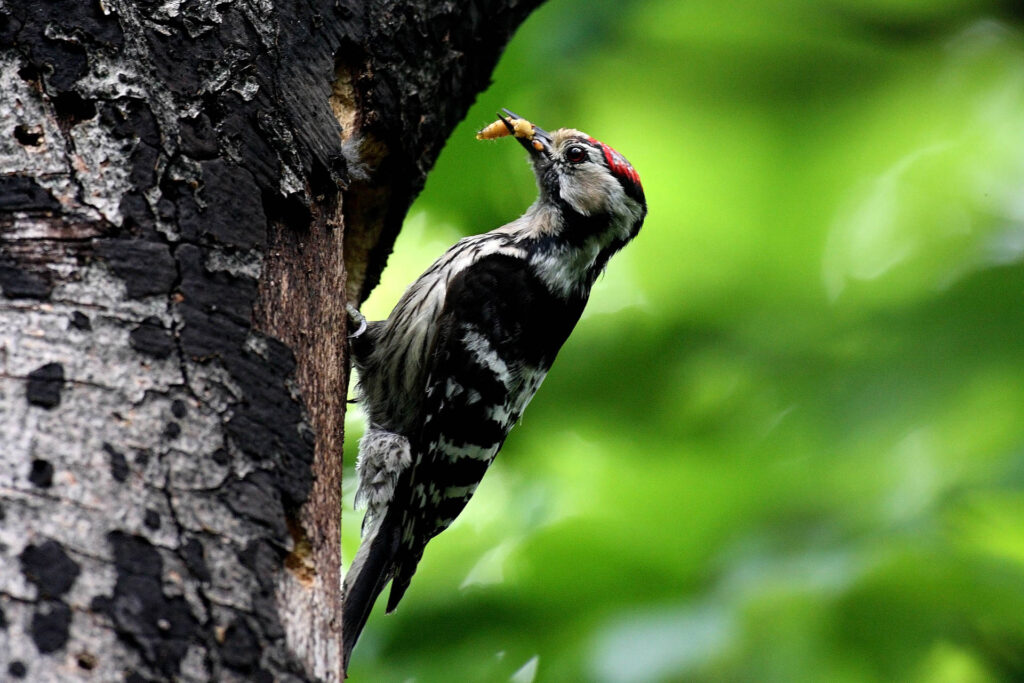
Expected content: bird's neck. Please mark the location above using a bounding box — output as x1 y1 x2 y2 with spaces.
519 203 636 300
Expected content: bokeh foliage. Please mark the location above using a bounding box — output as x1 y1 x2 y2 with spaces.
343 1 1024 680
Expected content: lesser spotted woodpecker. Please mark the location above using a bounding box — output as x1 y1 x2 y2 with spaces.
342 110 646 669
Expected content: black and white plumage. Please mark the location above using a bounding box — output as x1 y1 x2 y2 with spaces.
342 111 646 670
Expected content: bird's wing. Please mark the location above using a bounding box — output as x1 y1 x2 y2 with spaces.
343 250 587 668
384 251 546 611
343 252 533 666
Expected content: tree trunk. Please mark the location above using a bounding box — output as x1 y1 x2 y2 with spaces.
0 1 542 680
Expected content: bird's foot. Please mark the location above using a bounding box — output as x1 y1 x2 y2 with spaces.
346 303 368 338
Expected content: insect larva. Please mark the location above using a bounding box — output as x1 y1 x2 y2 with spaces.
476 119 509 140
476 116 535 141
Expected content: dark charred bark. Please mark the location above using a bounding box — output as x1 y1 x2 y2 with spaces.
0 1 542 680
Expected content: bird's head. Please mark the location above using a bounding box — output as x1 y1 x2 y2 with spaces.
478 110 646 231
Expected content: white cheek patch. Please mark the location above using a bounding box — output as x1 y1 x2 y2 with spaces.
559 165 622 216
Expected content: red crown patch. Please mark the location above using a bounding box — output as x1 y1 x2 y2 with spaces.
588 136 642 190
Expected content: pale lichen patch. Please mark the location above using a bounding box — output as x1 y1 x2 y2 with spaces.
67 115 134 225
0 54 67 178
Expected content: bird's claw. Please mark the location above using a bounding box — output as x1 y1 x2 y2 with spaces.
346 303 368 338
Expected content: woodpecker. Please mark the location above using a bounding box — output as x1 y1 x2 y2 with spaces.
342 110 646 670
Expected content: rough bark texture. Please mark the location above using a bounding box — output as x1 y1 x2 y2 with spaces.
0 1 542 681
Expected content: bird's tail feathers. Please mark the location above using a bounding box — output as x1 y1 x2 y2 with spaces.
342 515 400 673
384 548 423 613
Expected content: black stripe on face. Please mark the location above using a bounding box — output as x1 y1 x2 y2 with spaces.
559 197 613 247
618 175 646 205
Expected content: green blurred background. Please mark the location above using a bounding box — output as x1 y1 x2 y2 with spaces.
343 1 1024 680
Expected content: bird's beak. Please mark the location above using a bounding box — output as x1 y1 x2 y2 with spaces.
498 109 553 159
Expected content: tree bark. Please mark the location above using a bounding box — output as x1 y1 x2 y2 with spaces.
0 1 542 680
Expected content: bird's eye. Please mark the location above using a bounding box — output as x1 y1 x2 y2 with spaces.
565 145 587 164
